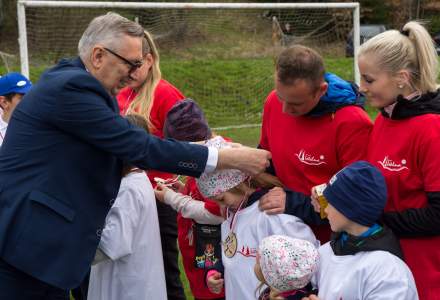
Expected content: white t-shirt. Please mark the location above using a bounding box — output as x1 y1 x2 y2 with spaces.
0 116 7 147
88 172 167 300
221 200 318 300
315 242 418 300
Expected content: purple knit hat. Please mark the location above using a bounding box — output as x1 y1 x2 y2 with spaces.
196 136 248 198
259 235 319 292
163 98 211 142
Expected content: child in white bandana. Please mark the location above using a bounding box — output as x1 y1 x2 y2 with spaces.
198 136 319 300
254 235 318 300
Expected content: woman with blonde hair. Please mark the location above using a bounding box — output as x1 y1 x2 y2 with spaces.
117 30 186 300
357 21 440 299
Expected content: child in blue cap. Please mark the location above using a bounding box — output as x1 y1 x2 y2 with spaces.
303 161 418 300
0 72 32 146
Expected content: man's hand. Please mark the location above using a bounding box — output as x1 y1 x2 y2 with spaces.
217 146 271 175
207 271 224 294
154 183 170 203
259 187 286 215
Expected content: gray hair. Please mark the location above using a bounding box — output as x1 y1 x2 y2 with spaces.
78 12 144 61
358 21 438 93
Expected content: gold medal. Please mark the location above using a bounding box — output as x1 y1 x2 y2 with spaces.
223 192 249 259
223 231 238 258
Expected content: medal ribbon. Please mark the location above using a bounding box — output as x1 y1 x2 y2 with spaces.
226 192 248 233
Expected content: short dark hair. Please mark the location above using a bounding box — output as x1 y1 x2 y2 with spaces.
1 92 19 101
276 45 325 89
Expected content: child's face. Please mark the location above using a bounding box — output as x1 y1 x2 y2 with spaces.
325 203 351 232
212 190 244 210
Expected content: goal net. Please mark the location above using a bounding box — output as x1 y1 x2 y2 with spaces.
19 2 359 129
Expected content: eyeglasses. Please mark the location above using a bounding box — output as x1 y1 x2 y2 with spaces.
103 47 143 73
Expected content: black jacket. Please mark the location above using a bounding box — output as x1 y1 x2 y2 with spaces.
330 226 403 259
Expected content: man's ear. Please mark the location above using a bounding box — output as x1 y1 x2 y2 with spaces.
318 81 328 98
90 46 105 70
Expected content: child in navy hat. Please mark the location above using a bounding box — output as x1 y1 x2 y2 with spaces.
0 72 32 146
303 161 419 300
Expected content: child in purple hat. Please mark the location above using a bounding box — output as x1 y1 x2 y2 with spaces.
156 98 226 300
0 72 32 146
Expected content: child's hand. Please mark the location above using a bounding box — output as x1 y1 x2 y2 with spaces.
170 180 185 193
154 183 171 203
207 271 224 294
310 186 321 213
259 187 286 214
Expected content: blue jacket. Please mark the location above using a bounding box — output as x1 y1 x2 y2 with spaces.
307 72 364 117
0 58 208 289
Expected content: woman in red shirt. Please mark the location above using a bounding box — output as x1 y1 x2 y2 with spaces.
358 21 440 299
117 31 186 300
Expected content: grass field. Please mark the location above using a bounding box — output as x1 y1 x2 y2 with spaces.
0 56 378 150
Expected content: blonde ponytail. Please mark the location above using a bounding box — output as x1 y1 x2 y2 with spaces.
126 30 162 132
359 21 438 93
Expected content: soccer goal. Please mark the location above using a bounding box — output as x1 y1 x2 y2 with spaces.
17 1 360 130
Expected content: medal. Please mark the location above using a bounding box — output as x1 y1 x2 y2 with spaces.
222 193 248 258
223 232 238 258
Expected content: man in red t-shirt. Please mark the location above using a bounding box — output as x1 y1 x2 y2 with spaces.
258 45 372 243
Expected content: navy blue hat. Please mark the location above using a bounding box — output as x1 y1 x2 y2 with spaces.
0 73 32 96
163 98 211 142
323 161 387 227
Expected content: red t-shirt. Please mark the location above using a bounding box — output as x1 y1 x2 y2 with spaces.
117 79 185 185
368 113 440 299
260 90 372 242
178 177 225 299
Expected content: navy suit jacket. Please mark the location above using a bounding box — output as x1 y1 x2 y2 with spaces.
0 58 208 289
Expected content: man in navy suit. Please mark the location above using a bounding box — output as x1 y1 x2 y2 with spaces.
0 12 270 299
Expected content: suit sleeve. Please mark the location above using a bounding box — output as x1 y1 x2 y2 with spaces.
51 75 207 177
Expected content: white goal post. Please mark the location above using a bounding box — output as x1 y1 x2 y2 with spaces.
17 1 360 83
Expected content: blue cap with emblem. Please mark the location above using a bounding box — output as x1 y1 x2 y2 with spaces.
0 73 32 96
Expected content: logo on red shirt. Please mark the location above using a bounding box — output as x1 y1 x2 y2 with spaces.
295 149 327 166
378 156 409 172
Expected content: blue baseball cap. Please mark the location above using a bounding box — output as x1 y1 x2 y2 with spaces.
0 72 32 96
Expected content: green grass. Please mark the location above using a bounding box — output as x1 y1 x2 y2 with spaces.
0 56 379 156
179 254 195 300
1 56 361 129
